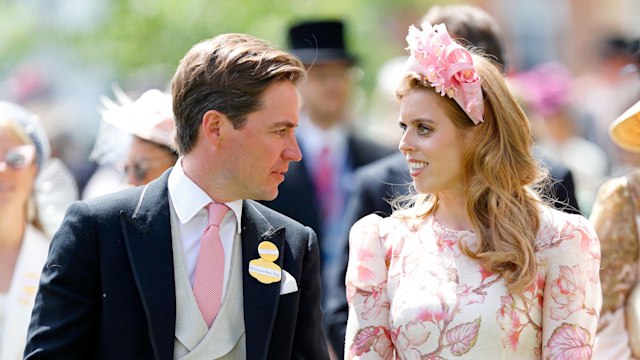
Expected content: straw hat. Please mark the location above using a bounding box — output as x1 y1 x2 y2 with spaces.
100 87 175 148
609 99 640 153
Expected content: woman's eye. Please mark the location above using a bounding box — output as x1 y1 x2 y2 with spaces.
417 125 431 136
399 123 407 133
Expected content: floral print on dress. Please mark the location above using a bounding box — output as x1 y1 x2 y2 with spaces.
546 323 593 360
550 265 597 321
345 207 602 359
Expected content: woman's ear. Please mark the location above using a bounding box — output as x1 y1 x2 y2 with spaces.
201 110 225 147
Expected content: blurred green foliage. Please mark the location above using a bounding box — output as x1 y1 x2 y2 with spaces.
1 0 448 92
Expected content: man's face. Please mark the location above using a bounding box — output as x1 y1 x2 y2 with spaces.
298 61 353 127
218 80 302 201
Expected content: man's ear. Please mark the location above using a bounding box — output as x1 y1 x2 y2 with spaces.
202 110 225 146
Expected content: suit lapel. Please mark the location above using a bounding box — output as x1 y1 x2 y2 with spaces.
241 201 286 359
121 171 176 360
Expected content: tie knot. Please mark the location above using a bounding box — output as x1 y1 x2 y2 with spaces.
318 146 331 159
207 202 230 227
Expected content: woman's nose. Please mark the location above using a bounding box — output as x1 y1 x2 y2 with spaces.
398 131 415 153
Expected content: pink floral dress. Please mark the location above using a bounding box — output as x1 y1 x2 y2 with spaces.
345 207 602 359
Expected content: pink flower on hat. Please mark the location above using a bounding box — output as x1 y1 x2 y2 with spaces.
405 22 484 125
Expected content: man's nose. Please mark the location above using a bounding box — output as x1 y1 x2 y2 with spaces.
283 138 302 162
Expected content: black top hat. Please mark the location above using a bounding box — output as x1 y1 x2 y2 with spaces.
287 20 356 65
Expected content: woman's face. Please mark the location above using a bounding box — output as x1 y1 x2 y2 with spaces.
398 88 466 197
0 125 37 214
123 137 176 186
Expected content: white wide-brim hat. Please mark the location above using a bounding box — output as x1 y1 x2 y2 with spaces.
100 87 176 148
609 99 640 153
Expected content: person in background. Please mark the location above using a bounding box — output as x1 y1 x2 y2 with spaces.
101 88 178 186
509 62 608 214
0 101 76 360
591 97 640 359
24 33 328 359
323 5 580 357
82 87 178 198
261 19 392 310
572 35 640 176
345 22 601 358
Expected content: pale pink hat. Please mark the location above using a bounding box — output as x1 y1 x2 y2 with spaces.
609 99 640 153
100 87 175 148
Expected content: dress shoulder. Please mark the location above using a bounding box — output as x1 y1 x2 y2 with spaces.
345 213 395 359
536 205 598 253
349 213 384 251
535 207 602 358
535 205 601 288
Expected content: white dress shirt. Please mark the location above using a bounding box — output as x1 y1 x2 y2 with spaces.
167 158 243 297
296 113 348 178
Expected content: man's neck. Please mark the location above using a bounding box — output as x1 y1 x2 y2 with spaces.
181 155 235 203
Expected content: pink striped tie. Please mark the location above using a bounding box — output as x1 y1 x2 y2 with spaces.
314 146 333 218
193 202 230 327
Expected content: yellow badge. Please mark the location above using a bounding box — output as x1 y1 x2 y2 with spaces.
249 241 282 284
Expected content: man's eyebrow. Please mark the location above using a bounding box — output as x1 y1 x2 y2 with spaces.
270 121 298 128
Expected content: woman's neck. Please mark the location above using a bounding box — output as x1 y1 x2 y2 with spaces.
0 210 27 248
0 212 26 293
435 189 472 231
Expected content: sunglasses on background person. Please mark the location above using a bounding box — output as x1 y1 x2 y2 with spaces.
120 158 173 183
0 145 36 171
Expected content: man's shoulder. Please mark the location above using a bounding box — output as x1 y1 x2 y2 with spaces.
355 152 408 183
244 200 311 233
347 134 395 165
82 172 169 215
83 186 146 214
534 148 571 180
358 151 405 173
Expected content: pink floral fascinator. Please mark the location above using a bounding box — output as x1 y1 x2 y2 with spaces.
405 22 484 125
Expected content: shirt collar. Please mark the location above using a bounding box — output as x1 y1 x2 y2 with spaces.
167 157 243 233
297 113 348 159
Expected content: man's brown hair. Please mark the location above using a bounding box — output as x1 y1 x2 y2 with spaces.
171 33 306 154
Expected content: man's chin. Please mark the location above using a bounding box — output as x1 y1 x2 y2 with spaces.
255 189 278 202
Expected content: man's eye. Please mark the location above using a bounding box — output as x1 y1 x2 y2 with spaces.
399 123 407 133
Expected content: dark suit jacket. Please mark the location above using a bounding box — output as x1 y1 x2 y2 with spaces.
324 151 581 358
24 170 329 360
262 134 393 247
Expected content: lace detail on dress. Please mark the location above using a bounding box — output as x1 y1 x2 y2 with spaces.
591 173 640 317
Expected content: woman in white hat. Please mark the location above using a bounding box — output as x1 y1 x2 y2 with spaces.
84 88 178 198
101 88 178 186
0 101 76 360
591 99 640 359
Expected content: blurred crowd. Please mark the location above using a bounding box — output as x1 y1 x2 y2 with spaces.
1 2 639 359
